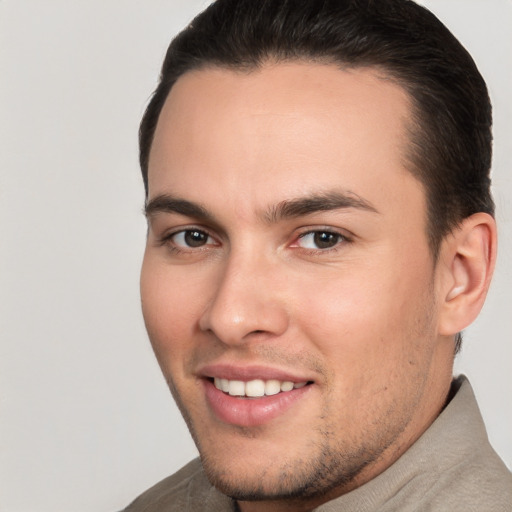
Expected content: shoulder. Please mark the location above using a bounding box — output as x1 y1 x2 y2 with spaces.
121 458 231 512
425 377 512 510
386 376 512 511
416 444 512 511
340 377 512 512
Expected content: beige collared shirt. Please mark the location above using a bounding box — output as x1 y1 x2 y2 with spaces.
122 376 512 511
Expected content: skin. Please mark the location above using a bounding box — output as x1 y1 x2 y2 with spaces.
140 62 491 511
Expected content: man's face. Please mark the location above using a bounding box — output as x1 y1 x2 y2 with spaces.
141 63 452 507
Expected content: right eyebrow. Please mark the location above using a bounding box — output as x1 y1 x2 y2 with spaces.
144 194 216 224
263 190 379 224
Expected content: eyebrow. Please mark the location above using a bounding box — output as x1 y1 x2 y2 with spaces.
144 190 379 224
263 191 379 223
145 195 217 223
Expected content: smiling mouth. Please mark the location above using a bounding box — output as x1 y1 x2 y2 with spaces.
212 377 311 398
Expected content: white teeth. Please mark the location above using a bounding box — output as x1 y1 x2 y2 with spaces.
213 378 308 397
280 381 294 392
228 380 245 396
245 379 265 397
214 377 231 393
220 378 230 392
265 380 281 396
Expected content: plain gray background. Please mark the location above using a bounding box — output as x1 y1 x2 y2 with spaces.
0 1 510 511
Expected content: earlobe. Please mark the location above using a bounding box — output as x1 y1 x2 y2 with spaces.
438 213 497 336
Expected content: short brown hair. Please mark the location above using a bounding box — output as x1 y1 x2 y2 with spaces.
139 0 494 259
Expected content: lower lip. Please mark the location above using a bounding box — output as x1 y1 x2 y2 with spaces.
203 379 312 427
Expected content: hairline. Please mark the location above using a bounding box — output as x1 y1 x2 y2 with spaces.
144 57 446 260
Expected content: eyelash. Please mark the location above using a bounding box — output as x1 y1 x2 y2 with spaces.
293 228 351 253
158 227 217 253
158 227 352 255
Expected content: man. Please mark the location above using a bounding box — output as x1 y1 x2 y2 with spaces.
124 0 512 510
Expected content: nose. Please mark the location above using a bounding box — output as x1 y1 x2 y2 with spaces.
198 253 289 345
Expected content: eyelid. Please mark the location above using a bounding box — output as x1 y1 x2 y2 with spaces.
290 226 353 251
158 225 220 250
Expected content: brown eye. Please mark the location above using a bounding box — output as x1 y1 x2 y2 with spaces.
172 229 212 248
298 231 344 250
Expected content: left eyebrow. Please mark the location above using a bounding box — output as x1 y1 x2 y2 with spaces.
144 194 217 224
263 190 379 223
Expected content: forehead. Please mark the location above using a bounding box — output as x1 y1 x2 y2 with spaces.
148 62 424 223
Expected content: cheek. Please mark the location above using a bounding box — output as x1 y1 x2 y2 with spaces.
294 260 434 374
293 268 437 437
140 256 208 361
296 272 396 343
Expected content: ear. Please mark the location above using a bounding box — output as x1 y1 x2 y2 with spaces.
437 213 497 336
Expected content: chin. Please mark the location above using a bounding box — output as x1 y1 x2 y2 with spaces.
197 441 370 504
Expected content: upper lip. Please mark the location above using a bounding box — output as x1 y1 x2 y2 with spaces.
197 363 313 383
